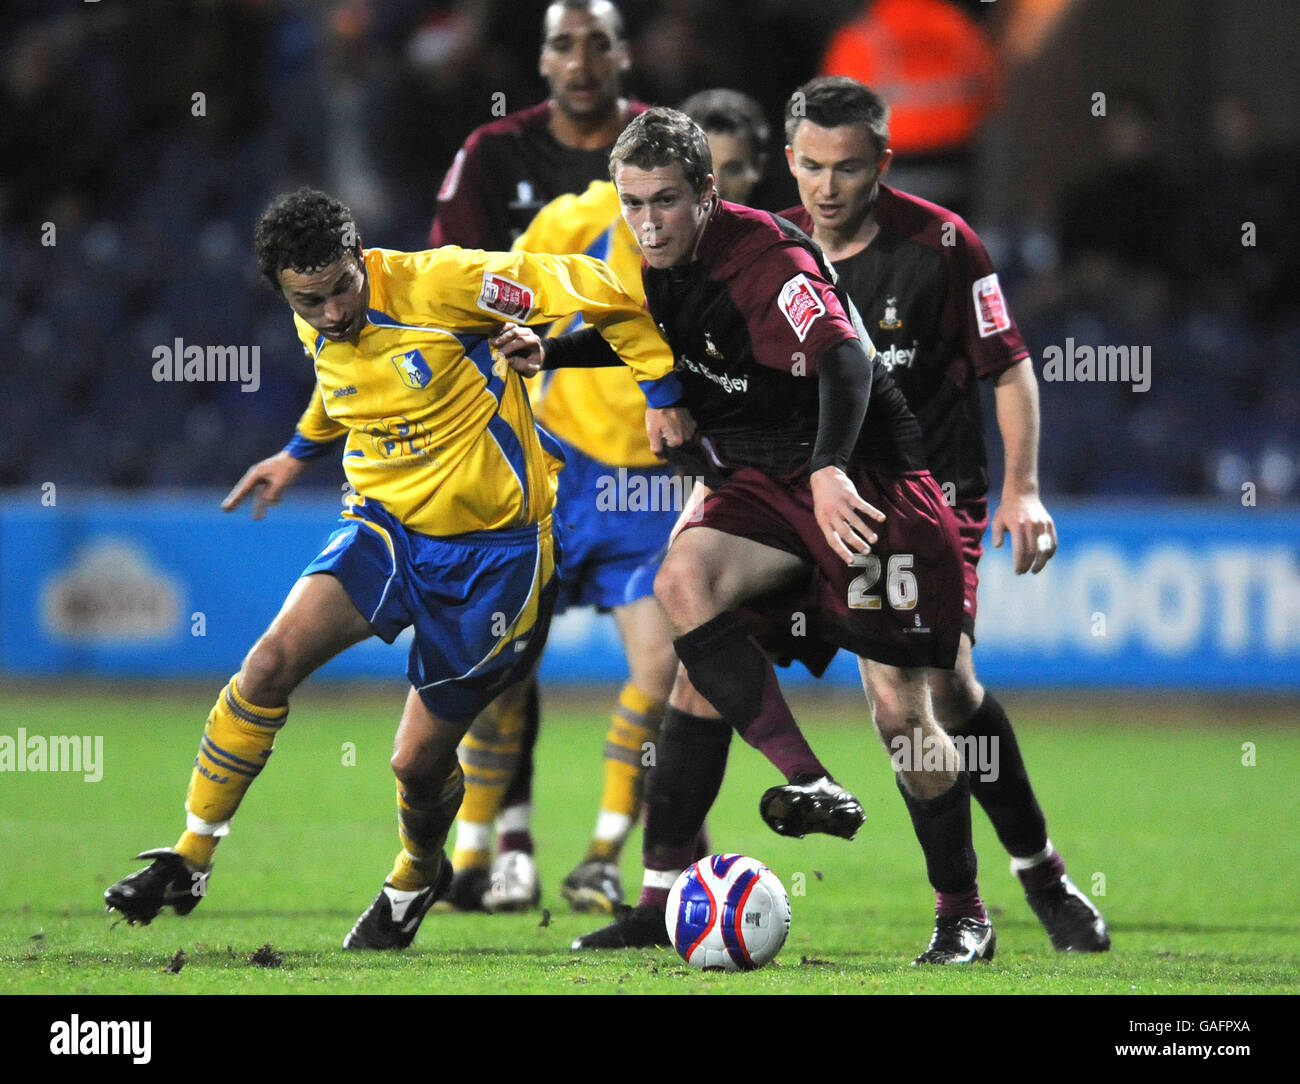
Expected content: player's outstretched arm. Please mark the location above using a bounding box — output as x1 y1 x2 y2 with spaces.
990 358 1057 574
222 451 307 521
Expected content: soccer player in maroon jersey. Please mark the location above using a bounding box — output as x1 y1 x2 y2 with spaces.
430 0 645 251
509 106 998 963
783 76 1109 952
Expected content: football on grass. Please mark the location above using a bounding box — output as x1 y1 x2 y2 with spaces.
666 854 791 971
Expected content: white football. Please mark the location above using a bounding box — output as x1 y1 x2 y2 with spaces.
666 854 791 971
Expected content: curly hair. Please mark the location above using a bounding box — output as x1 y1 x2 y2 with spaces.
254 188 361 290
609 107 713 195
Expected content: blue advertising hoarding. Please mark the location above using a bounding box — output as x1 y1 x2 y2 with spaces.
2 493 1296 690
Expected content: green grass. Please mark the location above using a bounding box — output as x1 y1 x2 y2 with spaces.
1 684 1298 996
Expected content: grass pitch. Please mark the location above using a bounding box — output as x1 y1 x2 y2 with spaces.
1 684 1297 1001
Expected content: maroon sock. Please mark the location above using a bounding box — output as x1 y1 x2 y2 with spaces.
637 884 672 909
497 831 533 855
740 663 827 780
673 612 825 781
936 886 989 923
1016 850 1067 894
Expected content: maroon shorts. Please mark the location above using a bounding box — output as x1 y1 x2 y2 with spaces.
951 497 988 641
684 467 965 671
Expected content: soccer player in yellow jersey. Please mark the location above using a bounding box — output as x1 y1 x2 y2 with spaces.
103 187 686 949
447 94 772 915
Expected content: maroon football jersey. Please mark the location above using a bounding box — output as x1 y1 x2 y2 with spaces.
784 185 1028 500
642 200 923 477
430 100 648 251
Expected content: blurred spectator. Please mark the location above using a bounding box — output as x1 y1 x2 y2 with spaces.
679 87 770 205
0 17 121 226
819 0 999 214
1189 94 1300 326
1056 91 1193 324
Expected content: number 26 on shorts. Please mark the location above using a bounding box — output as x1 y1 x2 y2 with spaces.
847 553 918 611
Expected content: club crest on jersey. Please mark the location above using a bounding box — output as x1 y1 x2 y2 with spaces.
777 274 826 342
478 272 534 321
972 273 1011 338
878 296 902 330
391 349 432 389
508 180 542 211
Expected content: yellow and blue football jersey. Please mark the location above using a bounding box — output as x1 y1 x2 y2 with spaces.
513 181 662 469
287 246 678 537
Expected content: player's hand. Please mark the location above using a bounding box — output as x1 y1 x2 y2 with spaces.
811 465 886 564
646 406 697 456
992 490 1057 574
492 322 544 376
222 451 306 520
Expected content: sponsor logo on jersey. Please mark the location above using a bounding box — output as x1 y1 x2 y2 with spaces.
972 273 1011 338
391 349 432 389
478 272 534 321
876 342 917 371
777 274 826 342
438 148 466 201
878 296 902 330
703 331 723 360
679 354 748 394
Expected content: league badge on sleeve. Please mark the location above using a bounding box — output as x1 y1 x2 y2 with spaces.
478 272 535 322
778 273 826 343
392 349 433 389
972 273 1011 338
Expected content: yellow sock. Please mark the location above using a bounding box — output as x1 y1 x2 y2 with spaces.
388 766 463 891
587 683 662 862
174 675 285 871
451 691 527 870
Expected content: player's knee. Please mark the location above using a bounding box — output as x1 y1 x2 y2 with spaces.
238 635 300 706
391 737 452 790
654 556 713 624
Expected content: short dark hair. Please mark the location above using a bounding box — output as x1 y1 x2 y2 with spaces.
254 188 361 291
679 87 770 151
545 0 625 41
609 107 713 194
785 76 890 158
